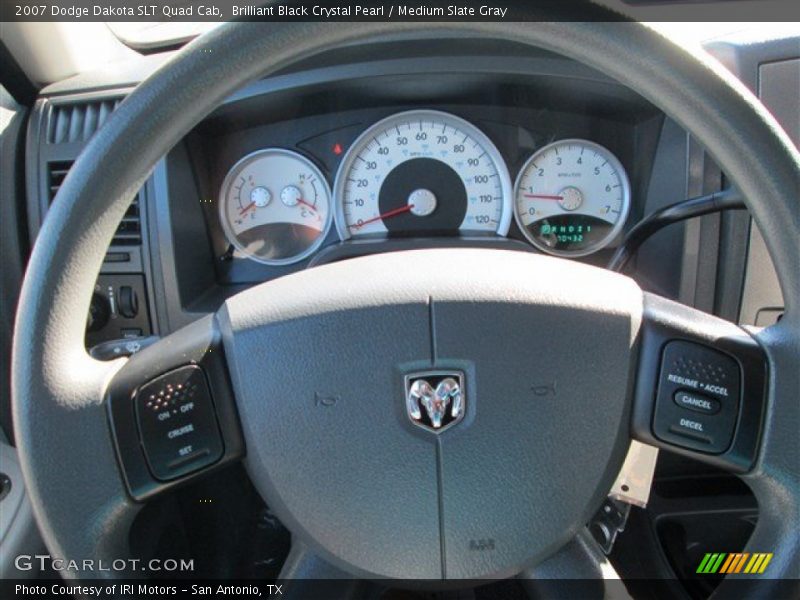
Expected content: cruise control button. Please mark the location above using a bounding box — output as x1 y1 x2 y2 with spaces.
674 390 721 415
135 365 224 481
669 423 712 444
653 340 741 454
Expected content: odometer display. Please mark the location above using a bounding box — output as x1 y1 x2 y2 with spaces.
513 139 631 257
334 110 512 239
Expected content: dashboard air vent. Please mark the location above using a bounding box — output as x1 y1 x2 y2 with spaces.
47 161 72 203
47 98 122 144
47 161 142 246
112 198 143 246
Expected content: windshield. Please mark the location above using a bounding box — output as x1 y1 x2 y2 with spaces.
107 20 797 52
106 21 219 50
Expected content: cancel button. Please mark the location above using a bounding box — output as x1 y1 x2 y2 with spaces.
674 390 721 415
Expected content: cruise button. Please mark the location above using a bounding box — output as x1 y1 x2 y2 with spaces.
674 390 721 415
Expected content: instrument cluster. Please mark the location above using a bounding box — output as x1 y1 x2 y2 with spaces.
217 109 632 266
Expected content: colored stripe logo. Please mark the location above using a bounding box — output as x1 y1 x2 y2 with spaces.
696 552 773 574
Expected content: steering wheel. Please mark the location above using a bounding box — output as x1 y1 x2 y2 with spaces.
12 16 799 597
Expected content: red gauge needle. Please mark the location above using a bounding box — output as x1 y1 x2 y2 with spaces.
351 204 415 229
523 194 563 201
239 201 256 216
296 197 317 212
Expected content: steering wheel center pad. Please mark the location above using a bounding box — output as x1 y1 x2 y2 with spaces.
220 248 641 578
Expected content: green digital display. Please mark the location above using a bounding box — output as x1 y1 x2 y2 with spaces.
528 215 612 253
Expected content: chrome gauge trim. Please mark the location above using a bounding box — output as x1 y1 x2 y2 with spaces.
333 109 513 240
513 139 631 258
218 147 333 266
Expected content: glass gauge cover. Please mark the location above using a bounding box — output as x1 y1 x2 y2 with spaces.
514 139 631 257
219 148 331 265
334 110 512 239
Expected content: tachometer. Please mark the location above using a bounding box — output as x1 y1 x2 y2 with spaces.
219 148 331 265
334 110 512 239
513 139 630 257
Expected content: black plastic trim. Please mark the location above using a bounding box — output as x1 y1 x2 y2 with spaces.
106 314 244 502
632 293 767 474
0 41 37 106
310 236 534 266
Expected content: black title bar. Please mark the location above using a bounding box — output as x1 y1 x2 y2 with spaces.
2 0 799 22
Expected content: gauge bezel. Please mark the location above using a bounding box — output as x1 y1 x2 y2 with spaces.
333 109 513 241
218 147 333 266
513 138 631 258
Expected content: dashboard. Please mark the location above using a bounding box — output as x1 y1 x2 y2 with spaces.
30 35 781 346
171 46 660 297
217 109 631 265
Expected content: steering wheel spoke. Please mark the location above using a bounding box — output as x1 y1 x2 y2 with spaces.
276 540 368 598
631 293 768 474
518 530 632 598
106 315 244 502
632 294 800 596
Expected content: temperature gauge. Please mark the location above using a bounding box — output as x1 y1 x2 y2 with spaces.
219 148 331 265
514 139 630 257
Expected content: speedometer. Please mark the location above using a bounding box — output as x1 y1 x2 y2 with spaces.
513 139 631 257
334 110 512 239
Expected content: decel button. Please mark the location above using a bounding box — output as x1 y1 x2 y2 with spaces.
674 390 721 415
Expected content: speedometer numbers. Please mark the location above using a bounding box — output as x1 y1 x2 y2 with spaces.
219 148 331 265
513 140 631 257
334 110 512 239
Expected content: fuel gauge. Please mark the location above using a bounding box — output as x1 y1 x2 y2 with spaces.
219 148 332 265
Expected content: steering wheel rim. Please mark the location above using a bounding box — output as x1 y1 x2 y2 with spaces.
12 17 799 593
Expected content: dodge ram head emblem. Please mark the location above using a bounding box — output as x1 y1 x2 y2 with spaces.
405 371 465 433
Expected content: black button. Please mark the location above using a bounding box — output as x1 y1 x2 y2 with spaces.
135 365 224 481
653 341 740 454
674 390 721 415
668 418 712 444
